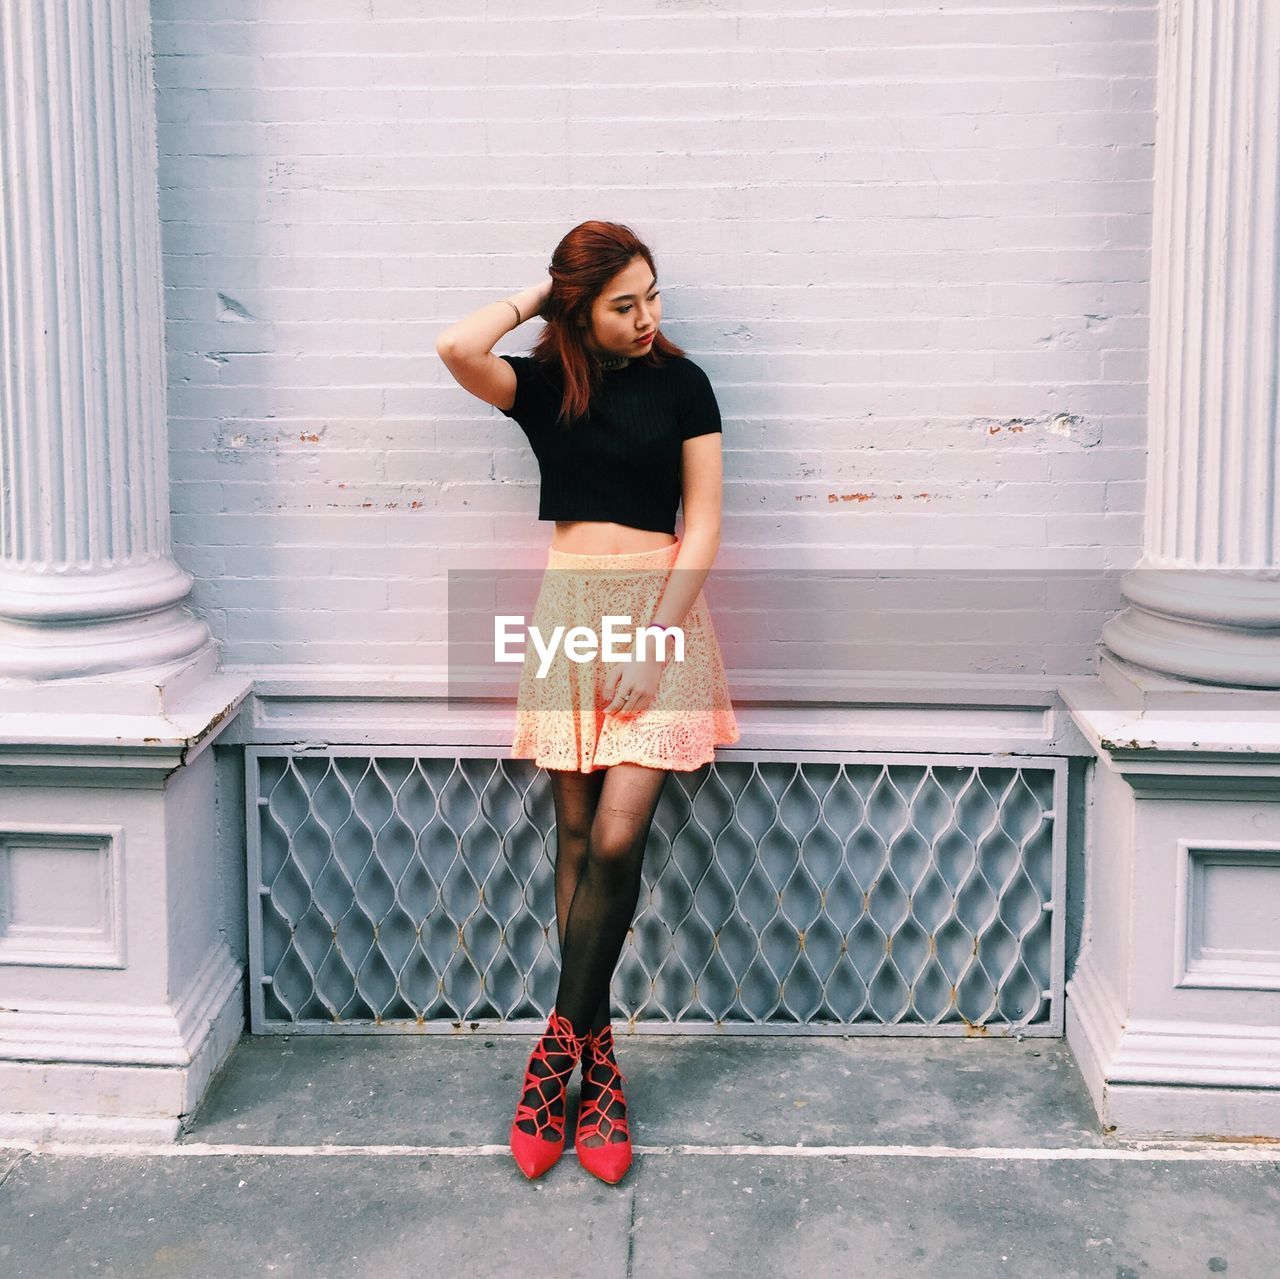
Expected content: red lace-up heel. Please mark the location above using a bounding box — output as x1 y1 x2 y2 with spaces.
509 1008 588 1179
575 1022 632 1184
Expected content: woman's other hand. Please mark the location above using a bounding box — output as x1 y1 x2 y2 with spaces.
602 655 667 719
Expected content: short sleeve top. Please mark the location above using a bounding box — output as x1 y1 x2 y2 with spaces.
498 352 722 535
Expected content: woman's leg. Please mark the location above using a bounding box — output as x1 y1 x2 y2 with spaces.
553 762 669 1151
513 762 667 1143
553 761 670 1038
547 767 609 1031
510 767 611 1143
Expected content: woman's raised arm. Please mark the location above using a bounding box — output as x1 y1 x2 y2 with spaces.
436 277 553 411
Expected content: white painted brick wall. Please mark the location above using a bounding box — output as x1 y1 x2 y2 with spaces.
155 1 1154 674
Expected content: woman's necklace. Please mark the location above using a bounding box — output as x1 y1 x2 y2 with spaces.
597 353 630 371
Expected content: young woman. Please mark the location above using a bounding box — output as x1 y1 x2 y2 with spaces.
436 221 739 1185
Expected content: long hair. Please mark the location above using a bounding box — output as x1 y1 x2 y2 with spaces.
528 221 685 426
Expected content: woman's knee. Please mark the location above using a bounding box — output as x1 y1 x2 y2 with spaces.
555 820 592 857
585 820 649 879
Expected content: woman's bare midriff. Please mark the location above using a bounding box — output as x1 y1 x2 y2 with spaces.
551 521 677 555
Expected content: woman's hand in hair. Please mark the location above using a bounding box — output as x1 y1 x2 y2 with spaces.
534 276 554 319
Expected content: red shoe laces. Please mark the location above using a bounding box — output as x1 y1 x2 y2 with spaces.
578 1024 630 1147
513 1011 586 1142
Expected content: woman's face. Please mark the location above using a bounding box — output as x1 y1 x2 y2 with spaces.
582 255 662 359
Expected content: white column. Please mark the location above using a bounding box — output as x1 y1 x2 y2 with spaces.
0 0 210 680
0 1 248 1145
1063 0 1280 1141
1101 0 1280 688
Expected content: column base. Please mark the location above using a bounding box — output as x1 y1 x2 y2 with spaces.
1067 953 1280 1138
0 946 244 1145
1102 567 1280 690
0 558 214 682
1060 659 1280 1139
0 655 252 1142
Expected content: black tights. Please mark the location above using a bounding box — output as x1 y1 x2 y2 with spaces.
548 762 670 1039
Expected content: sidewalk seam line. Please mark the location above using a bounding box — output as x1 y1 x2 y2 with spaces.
4 1142 1280 1162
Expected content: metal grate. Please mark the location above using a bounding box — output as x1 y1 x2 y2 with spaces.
246 748 1067 1036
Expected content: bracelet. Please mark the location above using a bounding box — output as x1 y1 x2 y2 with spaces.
648 623 682 666
499 298 522 326
648 623 684 653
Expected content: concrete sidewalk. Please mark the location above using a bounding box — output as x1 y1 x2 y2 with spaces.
2 1032 1278 1278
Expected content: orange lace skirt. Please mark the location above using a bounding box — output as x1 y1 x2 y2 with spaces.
512 538 740 773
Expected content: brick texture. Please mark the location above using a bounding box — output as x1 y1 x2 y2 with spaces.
156 1 1154 673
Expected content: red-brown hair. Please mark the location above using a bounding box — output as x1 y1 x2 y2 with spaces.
527 221 685 426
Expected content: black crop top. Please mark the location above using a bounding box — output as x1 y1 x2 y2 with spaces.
498 352 723 535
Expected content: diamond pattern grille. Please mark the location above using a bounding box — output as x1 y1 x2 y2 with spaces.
246 749 1066 1036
